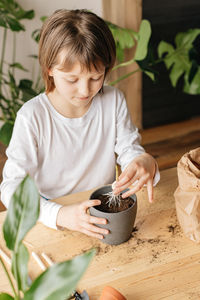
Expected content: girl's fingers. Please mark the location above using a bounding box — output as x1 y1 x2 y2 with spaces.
117 174 130 186
117 168 137 185
114 172 139 195
122 176 148 198
81 221 109 235
147 179 154 203
113 181 132 195
80 200 101 210
82 213 107 225
80 228 104 240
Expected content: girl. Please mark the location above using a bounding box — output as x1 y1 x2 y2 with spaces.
0 9 159 240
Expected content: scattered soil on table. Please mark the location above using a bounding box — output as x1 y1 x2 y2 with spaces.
168 224 180 235
132 226 138 232
94 193 134 213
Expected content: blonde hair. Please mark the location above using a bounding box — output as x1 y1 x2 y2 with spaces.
39 9 116 93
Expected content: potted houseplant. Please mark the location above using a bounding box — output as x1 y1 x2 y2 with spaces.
0 175 95 299
0 0 43 146
89 186 137 245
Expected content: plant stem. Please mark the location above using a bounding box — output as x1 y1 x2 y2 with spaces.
0 28 8 93
12 33 16 76
0 256 18 298
109 68 141 86
12 251 21 299
112 58 135 71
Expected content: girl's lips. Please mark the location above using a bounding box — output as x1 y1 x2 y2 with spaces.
77 97 89 101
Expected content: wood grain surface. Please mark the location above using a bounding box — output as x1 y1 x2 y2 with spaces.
1 168 200 299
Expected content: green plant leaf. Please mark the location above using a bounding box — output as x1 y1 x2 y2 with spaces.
29 55 38 59
18 79 33 89
116 45 124 63
40 16 48 22
17 10 35 21
0 293 14 300
0 122 13 146
23 249 95 300
144 70 155 81
0 16 7 29
134 20 151 61
158 41 175 68
188 60 199 83
18 79 37 101
158 29 200 92
107 21 136 62
184 67 200 94
12 243 29 292
31 29 40 43
5 16 25 31
3 175 40 251
175 29 200 49
9 63 28 72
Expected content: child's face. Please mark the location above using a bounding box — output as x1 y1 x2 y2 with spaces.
49 55 105 112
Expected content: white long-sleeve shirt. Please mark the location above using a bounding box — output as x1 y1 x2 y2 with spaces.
1 86 159 229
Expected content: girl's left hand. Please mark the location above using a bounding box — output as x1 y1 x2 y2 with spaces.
113 153 156 203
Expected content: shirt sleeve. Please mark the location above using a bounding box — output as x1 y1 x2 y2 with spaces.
0 113 62 229
114 90 160 186
114 91 145 171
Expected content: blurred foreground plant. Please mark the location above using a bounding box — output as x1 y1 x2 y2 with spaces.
0 175 95 300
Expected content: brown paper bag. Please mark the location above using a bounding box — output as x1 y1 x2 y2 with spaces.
174 147 200 242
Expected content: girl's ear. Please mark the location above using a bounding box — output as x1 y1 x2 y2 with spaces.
48 69 53 76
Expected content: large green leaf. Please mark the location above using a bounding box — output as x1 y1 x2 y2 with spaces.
134 20 151 61
0 122 13 146
0 294 14 300
23 249 95 300
3 175 40 251
107 21 136 62
12 243 29 292
158 29 200 93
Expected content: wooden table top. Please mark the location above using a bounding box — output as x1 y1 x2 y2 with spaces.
1 167 200 299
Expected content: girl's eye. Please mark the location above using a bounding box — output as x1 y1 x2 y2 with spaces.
66 79 77 83
91 77 102 81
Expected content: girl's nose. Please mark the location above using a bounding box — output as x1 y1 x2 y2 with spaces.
78 81 90 97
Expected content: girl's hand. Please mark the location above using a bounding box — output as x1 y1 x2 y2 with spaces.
56 200 109 239
113 153 156 203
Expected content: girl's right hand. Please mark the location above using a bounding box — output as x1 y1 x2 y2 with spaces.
56 200 109 239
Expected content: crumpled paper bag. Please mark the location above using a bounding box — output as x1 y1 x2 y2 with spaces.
174 147 200 242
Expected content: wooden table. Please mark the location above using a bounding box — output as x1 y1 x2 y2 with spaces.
1 167 200 299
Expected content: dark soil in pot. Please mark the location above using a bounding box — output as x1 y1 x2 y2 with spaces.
95 193 133 213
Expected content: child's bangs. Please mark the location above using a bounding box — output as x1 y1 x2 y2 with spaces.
58 47 105 73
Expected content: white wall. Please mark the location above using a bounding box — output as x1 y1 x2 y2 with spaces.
1 0 102 85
